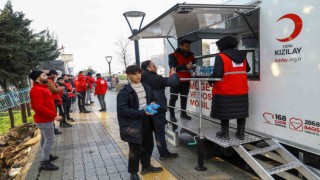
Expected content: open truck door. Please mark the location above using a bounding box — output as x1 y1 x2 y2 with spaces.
129 1 320 179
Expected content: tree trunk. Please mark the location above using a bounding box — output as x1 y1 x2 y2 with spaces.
26 103 31 117
20 103 27 123
8 108 15 129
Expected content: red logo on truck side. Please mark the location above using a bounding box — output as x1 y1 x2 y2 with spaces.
276 14 303 42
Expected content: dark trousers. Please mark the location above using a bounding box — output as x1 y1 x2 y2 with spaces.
64 98 71 119
128 120 154 173
77 91 86 112
153 112 168 156
97 94 106 109
169 81 190 115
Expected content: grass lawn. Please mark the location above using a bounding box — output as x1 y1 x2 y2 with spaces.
0 110 34 135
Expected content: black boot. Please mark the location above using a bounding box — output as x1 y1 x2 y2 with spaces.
180 112 191 120
39 160 59 171
216 120 230 140
235 118 246 140
130 173 139 180
141 165 163 175
49 154 58 161
169 109 177 122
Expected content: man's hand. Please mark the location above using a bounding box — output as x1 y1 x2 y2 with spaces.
186 64 195 69
170 67 176 74
54 115 63 121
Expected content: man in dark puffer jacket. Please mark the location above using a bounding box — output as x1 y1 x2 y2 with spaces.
141 60 180 160
209 36 251 140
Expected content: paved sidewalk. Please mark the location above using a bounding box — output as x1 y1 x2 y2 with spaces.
26 91 258 180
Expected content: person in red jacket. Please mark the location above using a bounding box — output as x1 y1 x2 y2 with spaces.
62 74 75 121
85 72 95 105
29 70 62 171
94 73 107 111
75 71 90 113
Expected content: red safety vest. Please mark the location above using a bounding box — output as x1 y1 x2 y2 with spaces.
170 52 194 80
212 53 248 95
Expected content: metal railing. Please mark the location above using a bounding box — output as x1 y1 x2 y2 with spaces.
0 88 30 111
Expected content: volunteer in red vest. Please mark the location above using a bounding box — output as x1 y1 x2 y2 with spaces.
168 39 195 122
29 70 62 171
85 72 95 105
47 70 64 135
75 71 91 113
209 36 251 140
94 73 107 112
62 74 75 121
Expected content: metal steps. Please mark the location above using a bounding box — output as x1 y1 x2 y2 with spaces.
233 138 320 180
266 162 302 175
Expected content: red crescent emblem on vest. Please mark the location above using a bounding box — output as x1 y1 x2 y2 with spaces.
276 14 303 42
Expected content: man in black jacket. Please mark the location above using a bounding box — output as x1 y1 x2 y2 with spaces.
141 60 180 160
117 65 163 180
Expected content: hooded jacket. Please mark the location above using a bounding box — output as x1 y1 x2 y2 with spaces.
30 82 57 123
210 49 251 120
95 77 107 95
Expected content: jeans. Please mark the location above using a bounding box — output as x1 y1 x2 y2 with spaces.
77 91 86 112
97 94 106 109
153 112 169 156
35 122 55 161
85 89 92 104
169 81 190 115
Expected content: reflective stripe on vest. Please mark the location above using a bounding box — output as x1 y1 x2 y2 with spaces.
224 71 247 75
212 53 248 95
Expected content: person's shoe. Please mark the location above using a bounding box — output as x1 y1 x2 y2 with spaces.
170 115 177 122
216 131 230 140
54 129 62 135
90 101 95 104
98 109 104 112
130 173 139 180
49 154 58 161
67 118 75 122
85 103 90 106
61 123 72 128
141 166 163 175
69 110 73 113
180 113 191 120
83 110 91 113
39 161 59 171
159 152 178 160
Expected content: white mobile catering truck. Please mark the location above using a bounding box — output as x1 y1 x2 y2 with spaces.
129 0 320 179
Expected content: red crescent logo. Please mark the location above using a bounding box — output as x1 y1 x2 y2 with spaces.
276 14 303 42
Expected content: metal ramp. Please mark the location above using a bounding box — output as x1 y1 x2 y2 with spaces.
233 139 320 180
166 115 320 179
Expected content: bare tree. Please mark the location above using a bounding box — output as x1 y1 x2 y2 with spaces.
115 35 133 69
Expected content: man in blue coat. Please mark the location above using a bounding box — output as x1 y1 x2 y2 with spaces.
117 65 163 180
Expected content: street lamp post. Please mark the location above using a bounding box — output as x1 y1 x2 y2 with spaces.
105 56 112 76
123 11 145 67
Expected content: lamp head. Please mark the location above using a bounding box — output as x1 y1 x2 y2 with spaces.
105 56 112 63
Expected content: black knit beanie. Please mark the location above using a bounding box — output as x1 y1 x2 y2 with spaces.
216 36 238 51
29 70 44 81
